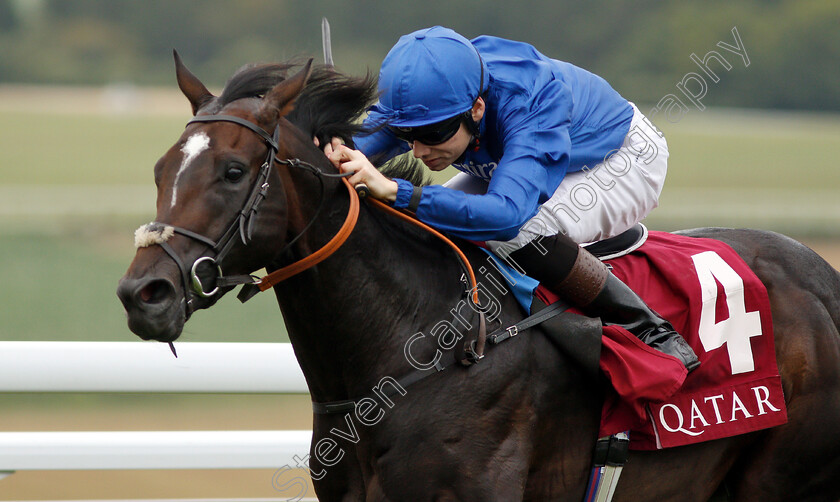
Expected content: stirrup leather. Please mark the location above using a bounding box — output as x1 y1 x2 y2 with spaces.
584 432 630 502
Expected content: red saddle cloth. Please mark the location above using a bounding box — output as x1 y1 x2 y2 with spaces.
538 231 788 450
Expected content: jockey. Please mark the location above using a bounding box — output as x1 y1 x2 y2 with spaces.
324 26 699 372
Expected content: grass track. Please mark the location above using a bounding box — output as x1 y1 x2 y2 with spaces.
0 112 184 185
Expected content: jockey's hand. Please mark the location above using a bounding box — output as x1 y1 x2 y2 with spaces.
322 137 343 158
313 136 343 157
328 144 398 203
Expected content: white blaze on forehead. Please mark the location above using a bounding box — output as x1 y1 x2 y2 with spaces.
170 132 211 208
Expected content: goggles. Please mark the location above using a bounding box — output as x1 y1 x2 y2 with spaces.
388 112 466 146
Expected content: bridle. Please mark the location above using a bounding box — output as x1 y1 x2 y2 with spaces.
139 113 358 318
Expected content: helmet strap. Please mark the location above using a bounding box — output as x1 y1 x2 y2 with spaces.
468 45 485 152
469 131 481 152
450 112 481 165
463 110 481 151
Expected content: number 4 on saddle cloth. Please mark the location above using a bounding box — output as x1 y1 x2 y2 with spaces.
483 228 788 450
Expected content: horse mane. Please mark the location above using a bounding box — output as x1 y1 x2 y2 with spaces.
213 61 430 187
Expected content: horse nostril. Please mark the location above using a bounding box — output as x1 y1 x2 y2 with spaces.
139 279 174 305
118 277 176 310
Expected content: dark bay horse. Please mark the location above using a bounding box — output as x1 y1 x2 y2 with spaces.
117 55 840 501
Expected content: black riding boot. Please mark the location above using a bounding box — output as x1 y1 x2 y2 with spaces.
509 235 700 372
584 271 700 372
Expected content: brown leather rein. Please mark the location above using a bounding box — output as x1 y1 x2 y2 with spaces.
249 167 360 292
251 177 482 307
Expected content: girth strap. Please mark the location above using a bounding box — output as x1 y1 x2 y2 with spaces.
487 300 569 345
311 300 570 414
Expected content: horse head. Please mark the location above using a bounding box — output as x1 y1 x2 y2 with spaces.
117 52 376 342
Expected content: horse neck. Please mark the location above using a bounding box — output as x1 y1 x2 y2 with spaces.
271 160 464 401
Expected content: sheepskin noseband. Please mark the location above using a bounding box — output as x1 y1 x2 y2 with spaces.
134 222 176 248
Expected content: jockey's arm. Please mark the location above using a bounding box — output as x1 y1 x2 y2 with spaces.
327 139 569 242
394 145 567 241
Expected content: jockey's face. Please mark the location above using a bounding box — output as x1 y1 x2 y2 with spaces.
411 98 485 172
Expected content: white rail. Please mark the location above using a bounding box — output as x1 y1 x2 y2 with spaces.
0 342 314 478
0 430 312 470
0 341 308 393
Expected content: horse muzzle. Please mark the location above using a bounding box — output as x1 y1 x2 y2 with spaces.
117 275 186 342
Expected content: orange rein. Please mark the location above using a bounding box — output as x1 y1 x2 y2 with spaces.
254 177 481 306
364 196 481 305
254 176 359 291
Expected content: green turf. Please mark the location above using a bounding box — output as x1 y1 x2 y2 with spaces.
0 232 288 342
657 108 840 190
0 111 184 185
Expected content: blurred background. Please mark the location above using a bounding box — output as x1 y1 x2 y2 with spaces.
1 0 839 499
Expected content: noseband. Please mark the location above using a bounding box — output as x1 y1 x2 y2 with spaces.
137 114 356 317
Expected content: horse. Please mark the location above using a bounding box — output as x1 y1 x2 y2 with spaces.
117 53 840 501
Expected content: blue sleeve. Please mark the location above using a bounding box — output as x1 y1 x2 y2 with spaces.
393 178 416 207
399 79 573 242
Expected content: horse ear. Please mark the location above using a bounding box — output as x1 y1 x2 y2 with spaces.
259 59 313 123
173 50 214 115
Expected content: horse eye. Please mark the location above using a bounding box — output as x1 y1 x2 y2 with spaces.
224 166 245 183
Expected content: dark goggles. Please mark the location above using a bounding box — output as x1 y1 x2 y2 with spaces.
388 112 466 146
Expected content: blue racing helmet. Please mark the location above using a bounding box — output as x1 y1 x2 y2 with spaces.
377 26 488 128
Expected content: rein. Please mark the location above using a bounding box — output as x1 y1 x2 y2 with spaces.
235 161 360 302
364 197 480 305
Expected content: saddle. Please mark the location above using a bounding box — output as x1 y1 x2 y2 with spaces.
308 225 650 415
583 223 648 260
485 224 651 379
485 228 785 501
454 225 648 369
